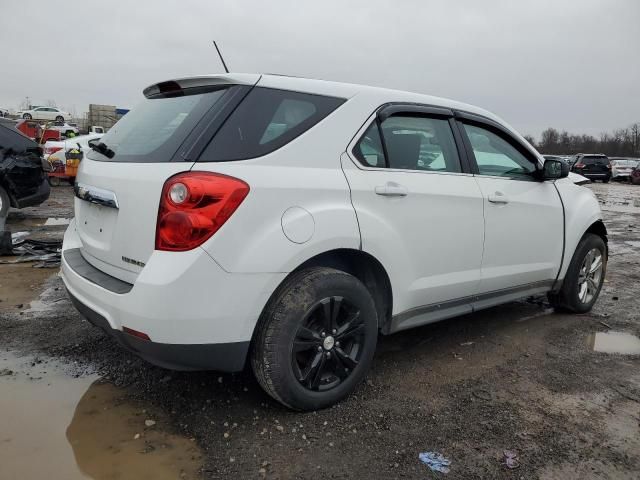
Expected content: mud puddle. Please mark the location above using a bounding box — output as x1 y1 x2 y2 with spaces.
0 352 203 479
0 266 55 312
588 331 640 355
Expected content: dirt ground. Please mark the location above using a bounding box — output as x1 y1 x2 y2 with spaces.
1 182 639 479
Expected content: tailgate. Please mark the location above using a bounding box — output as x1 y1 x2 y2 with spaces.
71 78 257 283
74 159 194 283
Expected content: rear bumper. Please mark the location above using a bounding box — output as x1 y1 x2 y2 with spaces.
66 289 249 371
61 219 286 372
13 178 50 208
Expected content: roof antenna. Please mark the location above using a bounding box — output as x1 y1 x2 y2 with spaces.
212 41 230 73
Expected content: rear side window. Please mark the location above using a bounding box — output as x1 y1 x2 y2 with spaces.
200 88 345 161
382 116 461 172
353 115 462 173
87 87 233 163
353 123 385 167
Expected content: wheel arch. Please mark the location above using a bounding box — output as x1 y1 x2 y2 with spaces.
256 248 393 335
585 219 608 247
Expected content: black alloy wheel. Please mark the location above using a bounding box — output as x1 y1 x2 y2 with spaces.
292 296 365 392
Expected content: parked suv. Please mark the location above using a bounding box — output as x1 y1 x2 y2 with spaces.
571 154 611 182
62 74 607 410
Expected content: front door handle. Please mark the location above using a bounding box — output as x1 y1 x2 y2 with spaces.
375 183 408 197
488 191 509 204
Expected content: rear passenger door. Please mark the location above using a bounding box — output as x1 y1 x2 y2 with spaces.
342 105 485 330
456 114 564 301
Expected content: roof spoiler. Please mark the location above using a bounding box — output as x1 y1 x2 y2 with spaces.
143 74 261 98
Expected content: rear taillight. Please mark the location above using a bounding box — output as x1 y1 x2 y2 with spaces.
44 146 62 155
606 164 612 170
156 172 249 251
574 163 585 168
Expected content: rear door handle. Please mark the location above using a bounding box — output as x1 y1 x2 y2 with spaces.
488 191 509 204
375 183 408 197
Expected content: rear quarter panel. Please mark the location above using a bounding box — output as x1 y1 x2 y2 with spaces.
195 95 374 273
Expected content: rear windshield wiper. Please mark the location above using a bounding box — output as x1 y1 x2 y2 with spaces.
89 141 115 159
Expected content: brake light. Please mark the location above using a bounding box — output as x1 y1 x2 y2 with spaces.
606 164 612 169
44 146 62 155
574 163 585 168
156 172 249 251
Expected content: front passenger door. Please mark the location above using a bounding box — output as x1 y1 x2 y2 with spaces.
459 119 564 298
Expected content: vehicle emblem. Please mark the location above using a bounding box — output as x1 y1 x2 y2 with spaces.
122 256 146 268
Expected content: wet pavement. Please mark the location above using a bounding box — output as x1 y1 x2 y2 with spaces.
0 351 203 479
1 182 639 479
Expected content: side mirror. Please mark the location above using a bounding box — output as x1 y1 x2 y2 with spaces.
542 159 569 180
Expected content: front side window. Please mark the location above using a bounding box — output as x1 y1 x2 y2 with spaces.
463 123 537 179
353 115 461 173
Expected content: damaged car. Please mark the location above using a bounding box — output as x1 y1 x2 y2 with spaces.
61 74 607 411
0 122 51 222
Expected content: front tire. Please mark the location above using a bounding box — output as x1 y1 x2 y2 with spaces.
55 115 64 122
251 267 378 411
548 233 606 313
23 113 32 120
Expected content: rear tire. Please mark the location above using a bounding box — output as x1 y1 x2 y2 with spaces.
55 115 64 122
251 267 378 411
548 233 606 313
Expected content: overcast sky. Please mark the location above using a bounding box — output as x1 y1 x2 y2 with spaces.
1 0 638 139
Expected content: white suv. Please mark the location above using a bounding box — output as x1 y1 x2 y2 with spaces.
61 74 607 410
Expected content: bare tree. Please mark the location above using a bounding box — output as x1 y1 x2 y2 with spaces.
528 122 640 157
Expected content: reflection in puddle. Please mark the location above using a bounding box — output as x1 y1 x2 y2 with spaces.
0 352 202 479
588 331 640 355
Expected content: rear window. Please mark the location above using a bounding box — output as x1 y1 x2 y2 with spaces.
87 86 233 163
0 123 38 152
582 156 608 165
199 87 345 161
